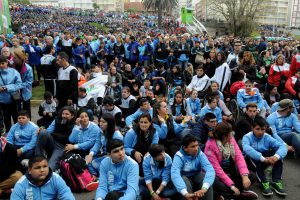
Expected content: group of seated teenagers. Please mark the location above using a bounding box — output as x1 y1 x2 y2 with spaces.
1 81 300 200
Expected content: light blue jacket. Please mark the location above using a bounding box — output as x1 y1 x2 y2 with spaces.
266 112 300 143
0 67 22 104
7 121 38 153
90 129 124 155
11 172 75 200
143 153 172 186
20 64 33 101
171 147 215 196
96 156 139 200
124 128 159 156
125 108 153 127
186 97 201 118
153 119 187 139
242 131 287 161
68 122 99 151
237 88 263 109
200 104 223 123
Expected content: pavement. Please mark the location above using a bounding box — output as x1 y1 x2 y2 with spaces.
3 106 300 200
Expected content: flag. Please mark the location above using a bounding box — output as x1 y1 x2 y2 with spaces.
81 75 108 100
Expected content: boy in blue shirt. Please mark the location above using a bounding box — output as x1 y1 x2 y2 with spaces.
96 139 139 200
242 117 288 196
171 134 215 200
6 110 38 162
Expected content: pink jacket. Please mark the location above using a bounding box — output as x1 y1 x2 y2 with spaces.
204 137 249 187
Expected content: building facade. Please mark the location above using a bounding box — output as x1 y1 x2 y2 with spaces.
30 0 59 6
93 0 124 12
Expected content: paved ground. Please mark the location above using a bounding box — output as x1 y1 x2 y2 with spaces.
4 106 300 200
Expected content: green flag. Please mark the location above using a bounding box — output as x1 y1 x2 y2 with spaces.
0 0 12 34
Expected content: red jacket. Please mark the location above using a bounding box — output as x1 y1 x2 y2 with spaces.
285 76 299 96
267 63 291 87
290 54 300 77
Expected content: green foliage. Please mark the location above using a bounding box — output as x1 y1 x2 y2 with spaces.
89 22 109 33
127 8 137 13
9 0 31 4
92 3 99 10
251 30 260 38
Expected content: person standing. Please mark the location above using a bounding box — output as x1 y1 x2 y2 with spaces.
56 52 78 110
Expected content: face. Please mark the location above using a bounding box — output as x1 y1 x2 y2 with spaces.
12 40 19 47
18 115 29 126
296 72 300 78
196 68 204 76
110 67 116 74
0 61 8 69
78 90 85 98
104 104 114 111
216 53 222 61
209 99 218 109
99 118 108 131
175 93 183 104
110 146 125 163
56 55 64 66
246 107 257 119
270 87 277 95
61 110 73 121
139 116 151 132
252 125 266 138
45 97 53 104
28 160 49 183
191 91 198 99
158 102 168 116
183 141 199 156
245 83 253 92
277 57 284 65
211 83 218 91
122 89 130 98
144 80 151 87
172 67 177 73
204 118 217 129
234 43 241 51
154 151 166 161
79 112 89 126
1 49 10 57
146 90 154 99
13 56 23 66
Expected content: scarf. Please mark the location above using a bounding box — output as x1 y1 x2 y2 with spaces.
216 140 235 161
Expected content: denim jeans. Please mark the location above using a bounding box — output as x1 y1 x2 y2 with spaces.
280 131 300 156
35 130 65 170
88 155 107 176
139 178 177 199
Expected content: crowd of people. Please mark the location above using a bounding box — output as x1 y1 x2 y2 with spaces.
1 3 300 200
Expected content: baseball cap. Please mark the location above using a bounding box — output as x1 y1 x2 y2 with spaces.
278 99 294 111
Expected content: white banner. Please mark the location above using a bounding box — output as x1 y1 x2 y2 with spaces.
2 15 8 29
81 75 108 100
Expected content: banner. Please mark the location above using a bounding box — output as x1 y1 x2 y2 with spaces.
81 75 108 100
0 0 11 34
181 7 193 24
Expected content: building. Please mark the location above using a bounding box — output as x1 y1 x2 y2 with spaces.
58 0 93 9
290 0 300 27
30 0 59 6
93 0 124 12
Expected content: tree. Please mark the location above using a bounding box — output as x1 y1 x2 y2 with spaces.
207 0 266 37
142 0 177 29
92 3 99 10
10 0 31 4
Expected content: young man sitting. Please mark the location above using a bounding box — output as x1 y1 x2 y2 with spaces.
11 156 75 199
171 134 215 200
95 139 139 200
242 117 288 196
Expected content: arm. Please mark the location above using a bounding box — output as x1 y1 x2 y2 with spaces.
171 156 188 195
20 67 33 89
153 123 167 139
21 126 38 153
74 126 99 151
237 90 246 108
69 69 78 102
96 162 109 200
242 134 264 161
6 72 23 93
151 131 159 144
10 182 26 200
89 130 101 155
120 162 139 200
142 156 153 185
292 114 300 133
199 151 215 190
38 105 44 117
46 120 56 134
124 130 136 155
232 137 249 176
6 125 16 144
269 135 288 160
125 110 140 127
285 77 296 96
266 116 285 144
55 174 76 200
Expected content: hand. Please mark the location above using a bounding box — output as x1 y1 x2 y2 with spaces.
0 87 5 92
194 188 207 198
17 149 22 157
182 115 192 123
134 151 143 163
111 83 116 88
231 186 240 196
288 145 295 153
239 69 245 75
64 144 75 153
67 99 73 106
43 111 47 116
85 154 93 164
75 118 81 126
242 175 251 189
48 113 53 117
268 156 279 165
151 193 161 200
184 193 196 200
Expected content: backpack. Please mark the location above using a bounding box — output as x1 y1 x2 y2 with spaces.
59 154 93 192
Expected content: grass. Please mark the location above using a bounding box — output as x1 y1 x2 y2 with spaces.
293 35 300 40
31 81 44 106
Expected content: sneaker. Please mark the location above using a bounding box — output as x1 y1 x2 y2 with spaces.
260 182 273 196
272 181 287 196
85 181 99 191
240 190 258 199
